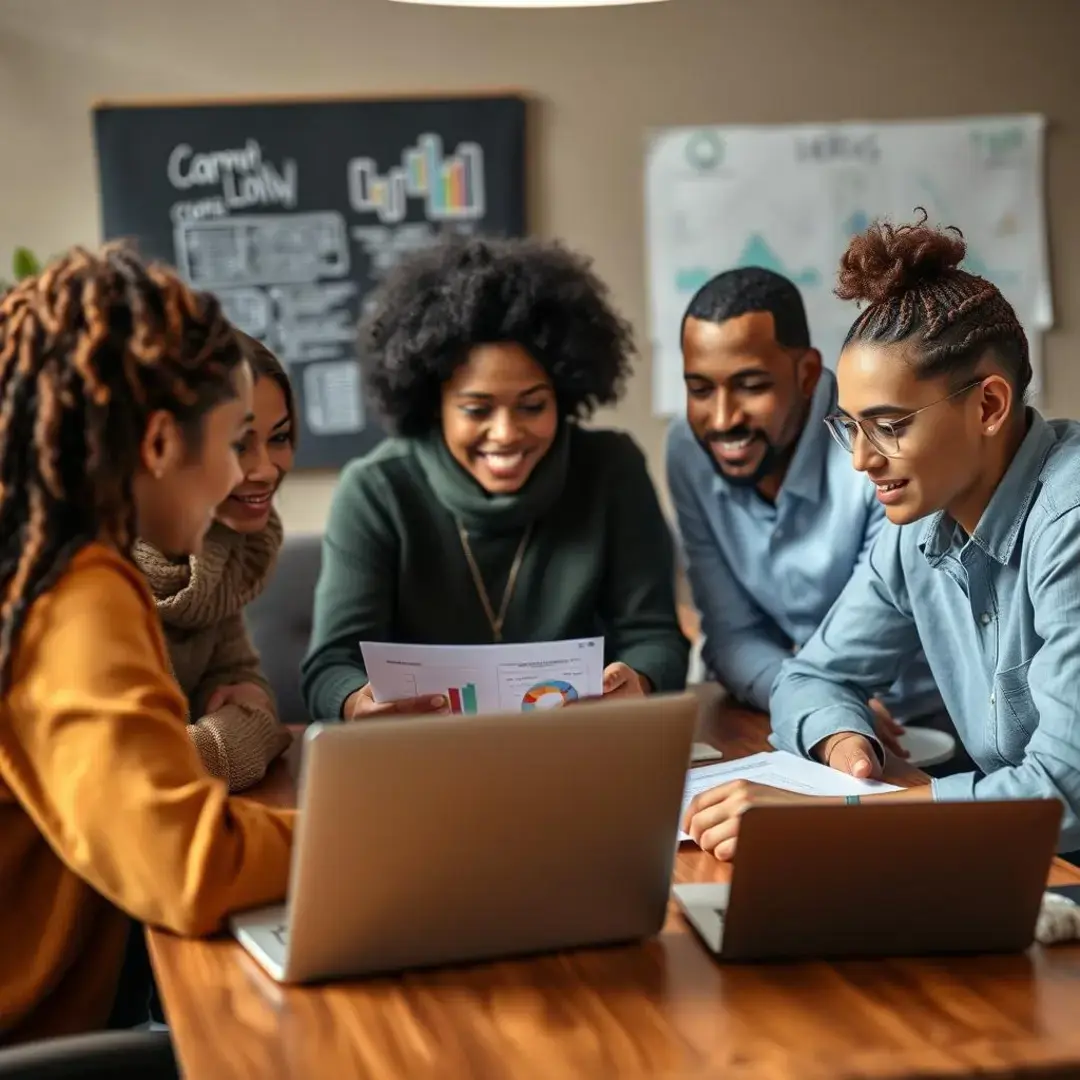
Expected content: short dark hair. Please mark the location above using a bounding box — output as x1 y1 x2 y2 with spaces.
358 235 635 436
836 210 1030 402
682 267 811 349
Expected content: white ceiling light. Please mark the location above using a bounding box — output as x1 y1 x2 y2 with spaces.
390 0 667 6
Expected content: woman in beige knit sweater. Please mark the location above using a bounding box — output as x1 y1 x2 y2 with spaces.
134 334 295 791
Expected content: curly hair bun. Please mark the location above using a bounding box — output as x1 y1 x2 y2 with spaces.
835 210 967 306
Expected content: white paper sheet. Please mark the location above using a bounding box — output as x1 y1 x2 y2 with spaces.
677 750 902 843
646 115 1051 416
360 638 605 715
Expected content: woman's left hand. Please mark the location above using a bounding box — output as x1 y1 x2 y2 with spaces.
682 780 807 861
205 682 274 714
601 663 650 698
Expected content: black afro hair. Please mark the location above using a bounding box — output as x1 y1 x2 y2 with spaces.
358 234 636 436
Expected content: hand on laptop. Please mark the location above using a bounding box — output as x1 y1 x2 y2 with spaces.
868 698 909 759
601 663 649 698
682 780 805 861
343 684 451 720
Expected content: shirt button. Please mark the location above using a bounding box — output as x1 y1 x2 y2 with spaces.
990 693 996 706
980 612 992 625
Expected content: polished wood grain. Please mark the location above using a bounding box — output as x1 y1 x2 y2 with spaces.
147 704 1080 1080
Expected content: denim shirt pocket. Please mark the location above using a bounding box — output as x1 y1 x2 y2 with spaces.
994 657 1037 760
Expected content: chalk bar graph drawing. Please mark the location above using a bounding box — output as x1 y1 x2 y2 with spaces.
93 93 527 469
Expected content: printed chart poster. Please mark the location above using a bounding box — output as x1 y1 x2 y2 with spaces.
360 638 605 715
93 95 527 467
645 115 1052 416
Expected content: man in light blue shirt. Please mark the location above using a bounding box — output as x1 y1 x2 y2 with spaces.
666 267 941 728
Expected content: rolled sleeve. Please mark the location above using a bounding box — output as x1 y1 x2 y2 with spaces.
790 702 881 761
930 772 978 802
769 524 923 760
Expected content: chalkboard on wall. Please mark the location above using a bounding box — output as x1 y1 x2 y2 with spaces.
93 94 527 469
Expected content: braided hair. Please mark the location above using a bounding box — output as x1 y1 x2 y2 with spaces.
835 209 1030 403
0 243 243 690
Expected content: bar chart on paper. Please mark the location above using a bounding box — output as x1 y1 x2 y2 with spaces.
447 682 478 715
371 666 480 713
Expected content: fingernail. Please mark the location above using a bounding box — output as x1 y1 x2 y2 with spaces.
431 696 446 707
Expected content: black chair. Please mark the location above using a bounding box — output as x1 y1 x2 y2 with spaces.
0 1031 179 1079
246 531 323 724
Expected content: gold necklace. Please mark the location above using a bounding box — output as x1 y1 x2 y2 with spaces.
456 522 532 643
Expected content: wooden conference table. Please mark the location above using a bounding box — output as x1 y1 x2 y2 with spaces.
147 704 1080 1080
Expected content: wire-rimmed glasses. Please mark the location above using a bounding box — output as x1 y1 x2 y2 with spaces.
823 379 984 459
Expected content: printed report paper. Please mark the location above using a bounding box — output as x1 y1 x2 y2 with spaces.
678 751 902 843
360 638 604 715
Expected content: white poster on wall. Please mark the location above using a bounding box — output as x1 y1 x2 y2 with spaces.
645 115 1051 415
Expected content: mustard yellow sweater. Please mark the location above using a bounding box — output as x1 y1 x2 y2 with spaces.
0 544 294 1044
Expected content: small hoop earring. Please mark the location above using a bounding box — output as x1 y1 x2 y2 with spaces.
987 426 997 434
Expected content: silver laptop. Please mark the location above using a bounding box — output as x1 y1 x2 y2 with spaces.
231 691 699 983
674 798 1061 962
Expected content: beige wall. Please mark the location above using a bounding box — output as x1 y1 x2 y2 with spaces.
1 0 1077 532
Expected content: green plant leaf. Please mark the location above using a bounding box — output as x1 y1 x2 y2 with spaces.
12 248 41 280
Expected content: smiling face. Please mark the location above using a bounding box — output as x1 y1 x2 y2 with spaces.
682 311 821 499
214 373 295 533
835 341 1012 528
439 343 559 494
134 363 253 558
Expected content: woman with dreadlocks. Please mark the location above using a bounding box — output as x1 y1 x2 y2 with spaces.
0 245 293 1044
684 212 1080 862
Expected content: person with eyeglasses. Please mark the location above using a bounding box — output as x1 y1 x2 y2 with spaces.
665 266 944 758
683 213 1080 863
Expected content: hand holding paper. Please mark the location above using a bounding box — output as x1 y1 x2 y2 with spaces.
343 683 449 721
360 638 605 716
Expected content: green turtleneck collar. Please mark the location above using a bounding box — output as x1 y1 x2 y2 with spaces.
412 422 571 534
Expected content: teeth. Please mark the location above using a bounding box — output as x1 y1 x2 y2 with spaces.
876 481 905 492
719 436 754 450
235 494 271 504
484 453 524 469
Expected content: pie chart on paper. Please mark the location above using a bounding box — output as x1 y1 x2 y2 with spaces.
521 680 580 711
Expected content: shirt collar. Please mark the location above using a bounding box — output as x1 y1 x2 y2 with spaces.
710 368 836 505
779 368 836 503
919 409 1057 565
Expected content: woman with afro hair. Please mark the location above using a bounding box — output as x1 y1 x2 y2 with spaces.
301 235 689 721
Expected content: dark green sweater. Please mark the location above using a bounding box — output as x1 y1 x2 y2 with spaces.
300 423 689 719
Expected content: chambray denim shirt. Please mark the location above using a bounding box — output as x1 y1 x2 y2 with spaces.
771 411 1080 851
666 369 941 720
